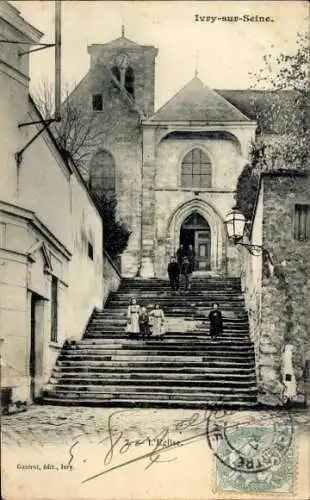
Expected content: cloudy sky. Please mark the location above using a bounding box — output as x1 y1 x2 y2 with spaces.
12 0 308 109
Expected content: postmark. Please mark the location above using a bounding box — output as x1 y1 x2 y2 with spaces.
206 411 295 493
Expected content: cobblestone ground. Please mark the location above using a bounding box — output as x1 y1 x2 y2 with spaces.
2 404 310 448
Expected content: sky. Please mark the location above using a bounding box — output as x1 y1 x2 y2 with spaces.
11 0 308 109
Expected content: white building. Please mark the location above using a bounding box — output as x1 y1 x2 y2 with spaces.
0 1 120 405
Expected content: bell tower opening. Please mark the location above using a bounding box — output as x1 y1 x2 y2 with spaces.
179 212 211 271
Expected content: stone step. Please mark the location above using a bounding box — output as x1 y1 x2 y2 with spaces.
119 285 241 291
99 308 248 316
45 383 257 397
64 346 254 355
112 290 242 294
52 368 256 379
53 362 255 372
78 337 251 345
59 349 254 360
56 359 255 373
121 278 241 285
106 303 245 310
46 386 257 402
43 396 257 409
75 341 253 349
46 384 257 395
116 292 243 295
90 316 249 323
114 296 243 301
85 330 250 337
51 376 257 386
83 332 250 339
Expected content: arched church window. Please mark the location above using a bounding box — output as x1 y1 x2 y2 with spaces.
181 148 212 189
89 150 115 200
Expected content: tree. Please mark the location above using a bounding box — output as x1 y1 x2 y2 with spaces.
236 32 309 218
34 79 130 261
249 31 309 169
93 194 131 260
33 78 102 175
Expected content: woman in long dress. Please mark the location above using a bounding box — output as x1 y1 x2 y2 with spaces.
126 298 140 339
149 304 165 340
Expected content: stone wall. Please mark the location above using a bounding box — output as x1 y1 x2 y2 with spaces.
67 39 158 277
151 133 244 277
241 183 263 387
261 172 309 404
102 250 122 305
243 171 310 405
155 134 244 191
68 69 142 277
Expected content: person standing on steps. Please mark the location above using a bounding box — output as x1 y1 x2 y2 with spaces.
180 255 191 292
208 303 223 338
126 298 140 339
149 303 166 340
188 244 195 276
167 256 180 294
139 306 150 340
176 244 185 269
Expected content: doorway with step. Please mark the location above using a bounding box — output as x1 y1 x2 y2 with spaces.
29 292 45 402
179 212 211 271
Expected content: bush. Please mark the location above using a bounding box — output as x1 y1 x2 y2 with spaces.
94 193 131 260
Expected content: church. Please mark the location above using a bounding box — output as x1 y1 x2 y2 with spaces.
68 31 262 278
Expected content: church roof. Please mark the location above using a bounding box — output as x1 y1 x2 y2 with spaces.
216 89 295 134
149 77 250 123
94 35 140 48
89 33 157 52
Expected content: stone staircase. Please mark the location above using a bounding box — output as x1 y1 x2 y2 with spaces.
43 277 258 408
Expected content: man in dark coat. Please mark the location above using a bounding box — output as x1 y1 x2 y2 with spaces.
187 244 195 273
176 244 185 269
180 255 191 291
167 256 180 293
208 303 223 338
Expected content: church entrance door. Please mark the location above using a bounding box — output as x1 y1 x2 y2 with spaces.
179 212 211 271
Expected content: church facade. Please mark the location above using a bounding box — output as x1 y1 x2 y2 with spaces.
68 33 259 278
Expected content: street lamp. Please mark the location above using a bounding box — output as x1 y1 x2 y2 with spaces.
224 207 264 257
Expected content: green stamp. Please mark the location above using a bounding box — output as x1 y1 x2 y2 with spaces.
206 412 294 493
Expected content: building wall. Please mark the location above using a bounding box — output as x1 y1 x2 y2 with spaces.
155 134 244 190
67 70 142 277
243 172 310 405
0 3 120 404
241 184 263 388
143 131 249 277
260 173 310 404
88 43 157 116
0 4 39 205
65 171 104 341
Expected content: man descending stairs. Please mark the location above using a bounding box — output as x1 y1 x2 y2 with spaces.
43 277 258 408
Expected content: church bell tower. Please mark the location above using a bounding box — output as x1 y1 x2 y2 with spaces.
87 28 158 117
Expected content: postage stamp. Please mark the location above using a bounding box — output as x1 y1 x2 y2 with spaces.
207 411 296 494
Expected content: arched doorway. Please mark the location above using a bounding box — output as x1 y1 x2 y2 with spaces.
179 212 211 270
167 198 225 274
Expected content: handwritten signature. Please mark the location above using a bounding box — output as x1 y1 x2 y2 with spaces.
68 408 225 483
68 408 286 484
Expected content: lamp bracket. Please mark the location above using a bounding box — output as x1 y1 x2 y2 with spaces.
238 242 264 256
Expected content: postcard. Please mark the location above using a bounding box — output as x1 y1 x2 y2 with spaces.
1 1 309 499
